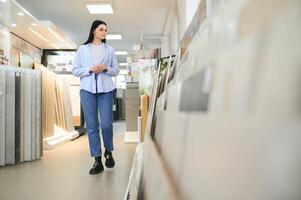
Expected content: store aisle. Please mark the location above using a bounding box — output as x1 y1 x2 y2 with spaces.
0 121 136 200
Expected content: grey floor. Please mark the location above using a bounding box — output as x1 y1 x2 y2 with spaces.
0 121 136 200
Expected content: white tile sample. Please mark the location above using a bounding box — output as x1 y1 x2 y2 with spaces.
0 70 6 166
31 72 36 159
35 71 42 159
23 72 32 161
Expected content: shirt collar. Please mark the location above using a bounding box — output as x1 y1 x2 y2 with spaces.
87 43 107 48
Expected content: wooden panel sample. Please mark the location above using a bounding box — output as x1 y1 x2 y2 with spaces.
141 95 149 141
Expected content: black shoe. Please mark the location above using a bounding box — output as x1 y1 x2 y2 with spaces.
104 150 115 168
89 156 104 174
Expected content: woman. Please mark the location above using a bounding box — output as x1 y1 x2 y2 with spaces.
72 20 119 174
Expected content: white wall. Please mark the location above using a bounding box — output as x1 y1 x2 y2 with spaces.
161 0 201 57
161 0 184 57
186 0 201 28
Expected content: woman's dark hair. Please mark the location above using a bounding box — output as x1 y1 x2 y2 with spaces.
83 20 107 45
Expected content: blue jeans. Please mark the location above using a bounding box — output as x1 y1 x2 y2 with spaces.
80 89 114 157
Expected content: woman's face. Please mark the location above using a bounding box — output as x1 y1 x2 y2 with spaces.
93 24 107 40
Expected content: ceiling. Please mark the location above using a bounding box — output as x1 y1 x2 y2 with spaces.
14 0 173 63
0 0 77 50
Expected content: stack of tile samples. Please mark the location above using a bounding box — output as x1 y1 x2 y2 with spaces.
126 0 301 199
0 66 42 166
34 63 77 149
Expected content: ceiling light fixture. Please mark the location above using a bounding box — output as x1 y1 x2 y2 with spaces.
28 28 49 43
48 28 65 43
106 34 122 40
31 23 37 26
86 3 114 14
11 23 17 27
115 51 128 55
18 12 24 16
0 0 7 3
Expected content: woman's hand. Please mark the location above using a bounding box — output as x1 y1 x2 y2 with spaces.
96 64 108 73
89 64 107 74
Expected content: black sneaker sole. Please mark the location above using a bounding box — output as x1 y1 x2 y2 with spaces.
89 168 104 174
89 165 104 174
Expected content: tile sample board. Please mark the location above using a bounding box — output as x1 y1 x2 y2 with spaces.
31 72 36 159
0 70 6 166
15 72 21 163
125 83 139 131
0 66 42 166
179 67 212 112
5 70 15 165
23 72 32 161
35 72 42 159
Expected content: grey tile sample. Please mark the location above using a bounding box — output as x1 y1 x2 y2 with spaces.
5 70 15 165
125 83 139 131
31 73 36 159
20 73 25 162
179 67 212 112
23 73 32 161
0 70 6 166
35 72 42 159
15 71 21 164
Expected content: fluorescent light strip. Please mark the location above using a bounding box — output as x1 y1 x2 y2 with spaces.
106 34 122 40
28 28 49 43
48 28 65 43
119 63 127 66
86 4 113 14
18 12 24 16
11 23 17 27
115 51 127 55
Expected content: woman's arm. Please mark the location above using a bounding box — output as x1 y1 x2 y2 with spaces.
104 48 120 77
72 47 92 77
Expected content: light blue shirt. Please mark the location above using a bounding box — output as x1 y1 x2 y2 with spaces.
72 43 119 93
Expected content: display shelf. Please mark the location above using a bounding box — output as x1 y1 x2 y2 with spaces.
0 66 42 166
126 0 301 199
